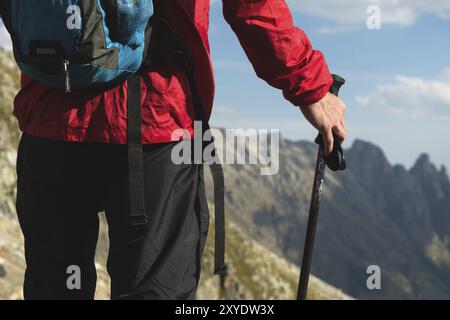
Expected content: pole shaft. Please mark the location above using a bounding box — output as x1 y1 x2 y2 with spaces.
297 148 326 300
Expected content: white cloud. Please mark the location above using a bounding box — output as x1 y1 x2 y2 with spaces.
355 96 370 107
356 69 450 119
287 0 450 27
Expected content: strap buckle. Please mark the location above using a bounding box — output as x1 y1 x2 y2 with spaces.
214 264 229 277
130 213 148 228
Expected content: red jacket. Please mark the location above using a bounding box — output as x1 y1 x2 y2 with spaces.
13 0 332 144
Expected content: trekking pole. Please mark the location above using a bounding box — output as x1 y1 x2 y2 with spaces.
297 74 346 300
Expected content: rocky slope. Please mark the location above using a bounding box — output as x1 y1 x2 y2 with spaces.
0 48 19 219
197 221 350 300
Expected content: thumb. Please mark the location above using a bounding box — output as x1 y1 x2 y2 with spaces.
322 128 334 156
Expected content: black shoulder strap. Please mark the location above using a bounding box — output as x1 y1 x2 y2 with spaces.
153 0 169 14
126 0 170 228
127 75 148 227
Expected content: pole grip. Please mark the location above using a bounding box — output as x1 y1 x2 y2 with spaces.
315 74 347 172
330 74 345 97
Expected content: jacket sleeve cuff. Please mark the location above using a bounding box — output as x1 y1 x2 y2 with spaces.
289 73 333 107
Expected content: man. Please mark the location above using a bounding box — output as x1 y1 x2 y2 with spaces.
12 0 346 299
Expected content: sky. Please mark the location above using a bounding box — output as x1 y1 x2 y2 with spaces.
1 0 450 170
208 0 450 171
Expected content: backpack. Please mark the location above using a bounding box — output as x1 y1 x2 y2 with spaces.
0 0 153 92
0 0 228 282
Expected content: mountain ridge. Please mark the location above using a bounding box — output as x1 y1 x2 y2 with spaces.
205 133 450 299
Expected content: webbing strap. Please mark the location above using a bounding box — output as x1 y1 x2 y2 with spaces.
127 75 148 227
209 162 226 275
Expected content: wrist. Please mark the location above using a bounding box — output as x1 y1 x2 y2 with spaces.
296 81 333 109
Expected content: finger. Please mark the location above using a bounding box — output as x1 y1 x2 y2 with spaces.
333 124 347 144
340 119 348 141
341 119 347 131
322 128 334 156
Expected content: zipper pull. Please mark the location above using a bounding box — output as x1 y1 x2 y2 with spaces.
63 60 71 93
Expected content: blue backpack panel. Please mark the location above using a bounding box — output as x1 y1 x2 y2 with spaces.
1 0 153 92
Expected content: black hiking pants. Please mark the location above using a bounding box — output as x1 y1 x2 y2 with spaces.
15 133 210 300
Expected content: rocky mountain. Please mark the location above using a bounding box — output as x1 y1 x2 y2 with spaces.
0 47 349 300
204 134 450 299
